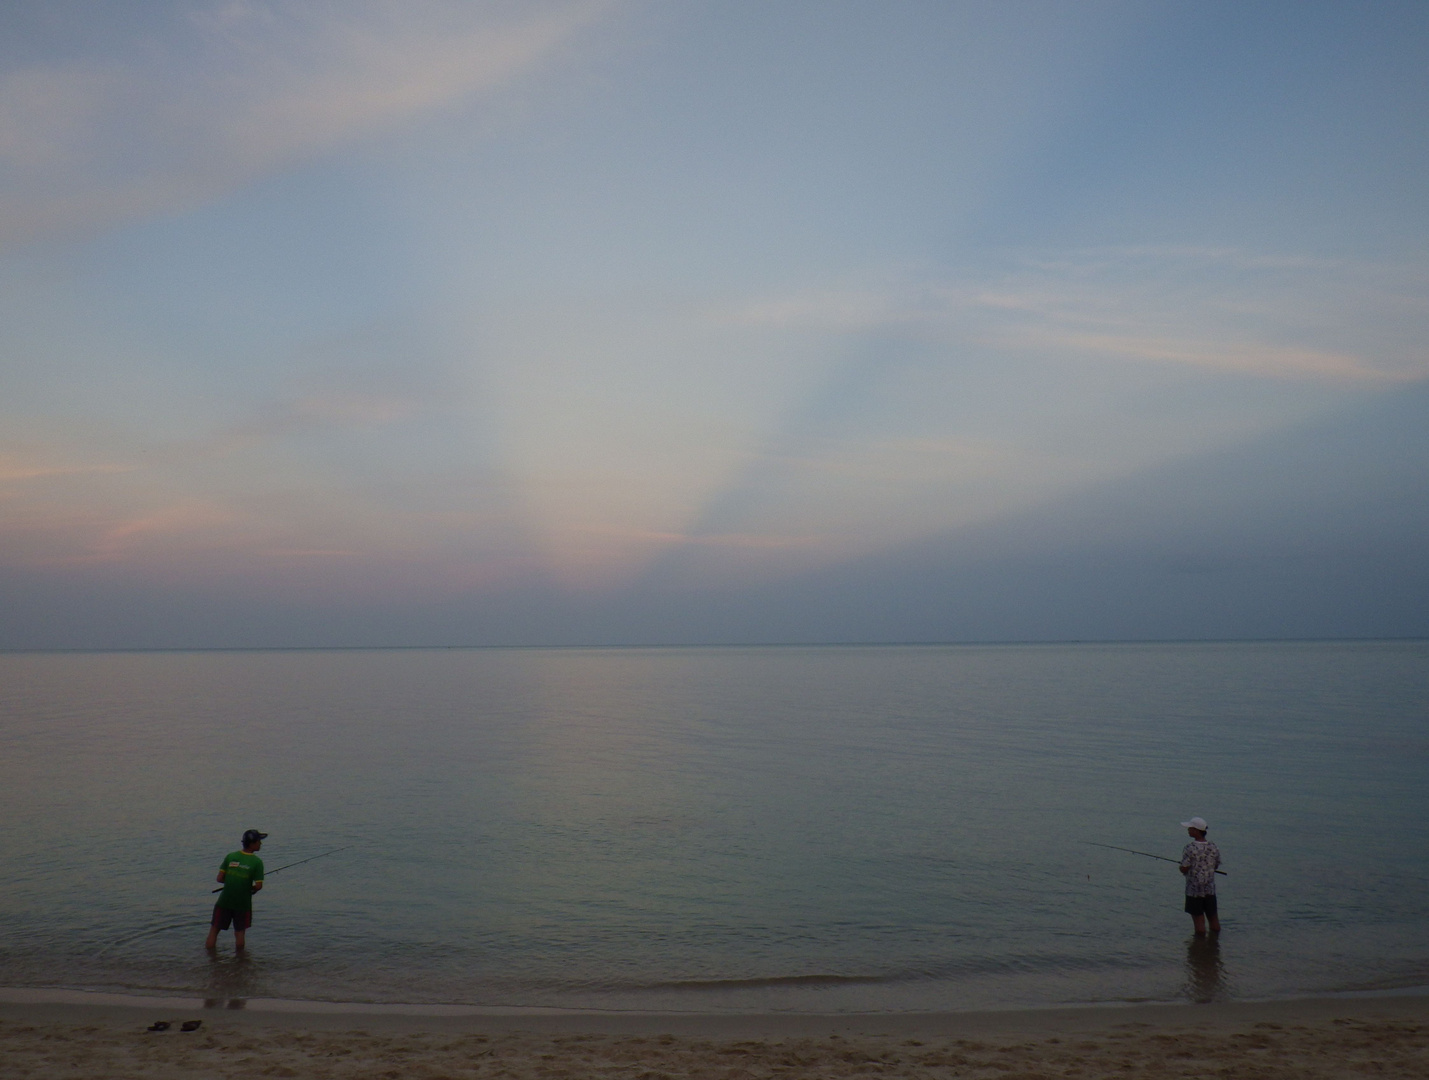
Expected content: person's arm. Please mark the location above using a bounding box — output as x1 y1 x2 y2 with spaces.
251 858 264 893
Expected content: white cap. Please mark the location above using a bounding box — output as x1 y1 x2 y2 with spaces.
1181 816 1208 831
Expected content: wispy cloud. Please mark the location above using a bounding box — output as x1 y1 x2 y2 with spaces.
0 497 250 569
959 250 1429 383
0 0 612 241
1001 330 1408 383
187 391 430 457
716 247 1429 384
96 501 242 553
0 458 136 485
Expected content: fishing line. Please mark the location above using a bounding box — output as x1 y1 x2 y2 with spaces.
1082 840 1227 875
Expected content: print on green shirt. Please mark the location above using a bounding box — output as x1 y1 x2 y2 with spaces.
216 851 265 912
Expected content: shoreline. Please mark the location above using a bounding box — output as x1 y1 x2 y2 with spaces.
2 984 1427 1036
4 990 1426 1078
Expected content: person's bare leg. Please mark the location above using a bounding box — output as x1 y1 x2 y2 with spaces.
1209 914 1221 933
1191 914 1207 935
233 929 246 952
205 923 219 950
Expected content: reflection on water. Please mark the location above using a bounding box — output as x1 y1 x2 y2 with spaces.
203 951 255 1010
1184 934 1226 1003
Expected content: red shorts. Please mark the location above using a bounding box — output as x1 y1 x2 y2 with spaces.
211 904 252 931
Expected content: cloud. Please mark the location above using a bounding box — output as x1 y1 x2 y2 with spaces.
0 0 612 241
98 389 438 465
999 329 1407 383
0 497 248 569
0 458 136 485
714 247 1429 385
97 501 241 551
958 248 1429 383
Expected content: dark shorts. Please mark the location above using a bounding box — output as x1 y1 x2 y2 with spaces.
211 904 252 931
1185 894 1218 917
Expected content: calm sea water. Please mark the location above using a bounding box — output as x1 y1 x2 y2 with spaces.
2 642 1427 1013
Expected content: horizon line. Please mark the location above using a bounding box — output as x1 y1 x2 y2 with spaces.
2 635 1426 656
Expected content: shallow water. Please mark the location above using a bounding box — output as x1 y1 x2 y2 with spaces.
2 641 1427 1012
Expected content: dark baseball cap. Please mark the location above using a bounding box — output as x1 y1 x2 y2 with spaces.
242 829 268 845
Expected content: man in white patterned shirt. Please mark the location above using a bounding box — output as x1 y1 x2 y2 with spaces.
1179 816 1221 935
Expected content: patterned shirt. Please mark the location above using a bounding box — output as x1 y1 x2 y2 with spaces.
1180 840 1221 896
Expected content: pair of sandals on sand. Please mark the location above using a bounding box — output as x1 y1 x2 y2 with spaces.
146 1020 202 1032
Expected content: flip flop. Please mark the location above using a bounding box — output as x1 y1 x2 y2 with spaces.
146 1021 171 1032
180 1020 203 1032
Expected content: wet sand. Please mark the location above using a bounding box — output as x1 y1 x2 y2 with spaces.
1 992 1426 1079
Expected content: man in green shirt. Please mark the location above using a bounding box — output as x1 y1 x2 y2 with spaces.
205 830 266 951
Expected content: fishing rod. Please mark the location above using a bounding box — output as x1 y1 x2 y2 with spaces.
1082 841 1226 875
212 846 351 893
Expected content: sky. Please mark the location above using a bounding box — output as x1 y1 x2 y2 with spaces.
2 0 1427 649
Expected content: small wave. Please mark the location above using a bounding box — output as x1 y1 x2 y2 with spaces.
96 921 204 955
648 974 894 991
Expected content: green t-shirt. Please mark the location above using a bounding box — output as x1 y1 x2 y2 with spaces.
216 850 265 912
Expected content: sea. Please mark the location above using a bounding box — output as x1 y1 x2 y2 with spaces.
2 641 1426 1014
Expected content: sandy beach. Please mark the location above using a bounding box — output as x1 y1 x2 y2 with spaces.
2 992 1425 1079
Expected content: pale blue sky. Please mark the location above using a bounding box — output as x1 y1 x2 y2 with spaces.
2 1 1426 647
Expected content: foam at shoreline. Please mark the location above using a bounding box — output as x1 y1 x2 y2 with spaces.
2 983 1426 1033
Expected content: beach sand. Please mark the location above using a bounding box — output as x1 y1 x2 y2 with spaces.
2 993 1426 1079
